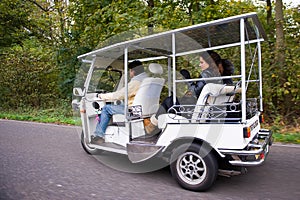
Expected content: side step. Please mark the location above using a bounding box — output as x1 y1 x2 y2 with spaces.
89 142 127 155
127 142 164 163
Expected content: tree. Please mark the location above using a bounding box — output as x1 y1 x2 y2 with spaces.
260 0 300 124
0 39 58 108
147 0 155 34
275 0 285 67
266 0 272 24
0 0 32 48
0 0 60 108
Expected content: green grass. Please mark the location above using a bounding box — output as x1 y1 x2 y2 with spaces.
272 132 300 144
0 108 81 125
268 124 300 144
0 109 299 144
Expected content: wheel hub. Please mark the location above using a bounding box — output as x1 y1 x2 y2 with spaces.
177 152 207 185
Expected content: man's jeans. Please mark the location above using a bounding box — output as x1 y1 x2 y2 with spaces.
94 104 125 137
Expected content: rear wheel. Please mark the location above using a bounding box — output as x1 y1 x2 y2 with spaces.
81 131 102 155
170 143 218 191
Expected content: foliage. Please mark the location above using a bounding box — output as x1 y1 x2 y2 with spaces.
0 39 58 109
271 124 300 144
258 5 300 125
0 99 78 125
0 0 299 130
0 0 32 47
191 0 256 24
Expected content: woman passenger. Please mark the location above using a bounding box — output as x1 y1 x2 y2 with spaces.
208 50 234 85
145 52 222 134
188 52 222 98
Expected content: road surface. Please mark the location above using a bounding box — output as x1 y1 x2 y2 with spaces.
0 119 299 200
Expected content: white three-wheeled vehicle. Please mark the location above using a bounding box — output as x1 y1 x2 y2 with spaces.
72 12 273 191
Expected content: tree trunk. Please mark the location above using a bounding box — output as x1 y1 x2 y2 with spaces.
275 0 285 67
147 0 154 35
274 0 289 117
266 0 272 24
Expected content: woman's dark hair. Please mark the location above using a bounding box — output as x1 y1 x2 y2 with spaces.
208 50 222 65
221 59 234 76
207 51 234 76
128 60 144 75
200 52 219 74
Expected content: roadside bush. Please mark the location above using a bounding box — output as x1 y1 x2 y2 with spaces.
0 39 59 109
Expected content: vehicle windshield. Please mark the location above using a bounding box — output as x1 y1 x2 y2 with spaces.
88 67 122 93
73 62 90 91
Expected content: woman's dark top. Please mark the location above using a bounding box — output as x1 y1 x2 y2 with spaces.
154 66 221 119
189 67 222 98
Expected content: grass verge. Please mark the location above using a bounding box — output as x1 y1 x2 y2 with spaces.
272 132 300 144
0 108 80 126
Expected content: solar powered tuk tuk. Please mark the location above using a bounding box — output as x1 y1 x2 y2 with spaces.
72 12 273 191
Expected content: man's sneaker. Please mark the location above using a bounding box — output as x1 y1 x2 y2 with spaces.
91 135 104 145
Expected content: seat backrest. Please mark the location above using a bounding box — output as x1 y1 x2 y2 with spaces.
191 83 240 122
132 77 165 116
132 63 165 117
148 63 163 76
112 63 164 122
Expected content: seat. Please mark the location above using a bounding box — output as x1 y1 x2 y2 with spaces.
132 77 165 117
113 63 165 122
157 83 241 128
191 83 241 123
132 63 165 117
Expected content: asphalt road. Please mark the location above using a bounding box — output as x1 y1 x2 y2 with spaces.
0 119 299 200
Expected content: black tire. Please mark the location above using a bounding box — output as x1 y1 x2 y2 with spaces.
170 143 218 191
81 131 102 155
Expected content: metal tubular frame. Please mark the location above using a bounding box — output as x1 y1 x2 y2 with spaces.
240 18 247 123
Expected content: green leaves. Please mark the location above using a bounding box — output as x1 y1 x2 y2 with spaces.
0 38 58 109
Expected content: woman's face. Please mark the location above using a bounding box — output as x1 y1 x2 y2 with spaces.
199 56 209 71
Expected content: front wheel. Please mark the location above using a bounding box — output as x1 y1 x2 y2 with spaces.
81 131 102 155
170 143 218 191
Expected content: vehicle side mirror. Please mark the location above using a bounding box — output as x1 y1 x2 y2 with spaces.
73 88 84 97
